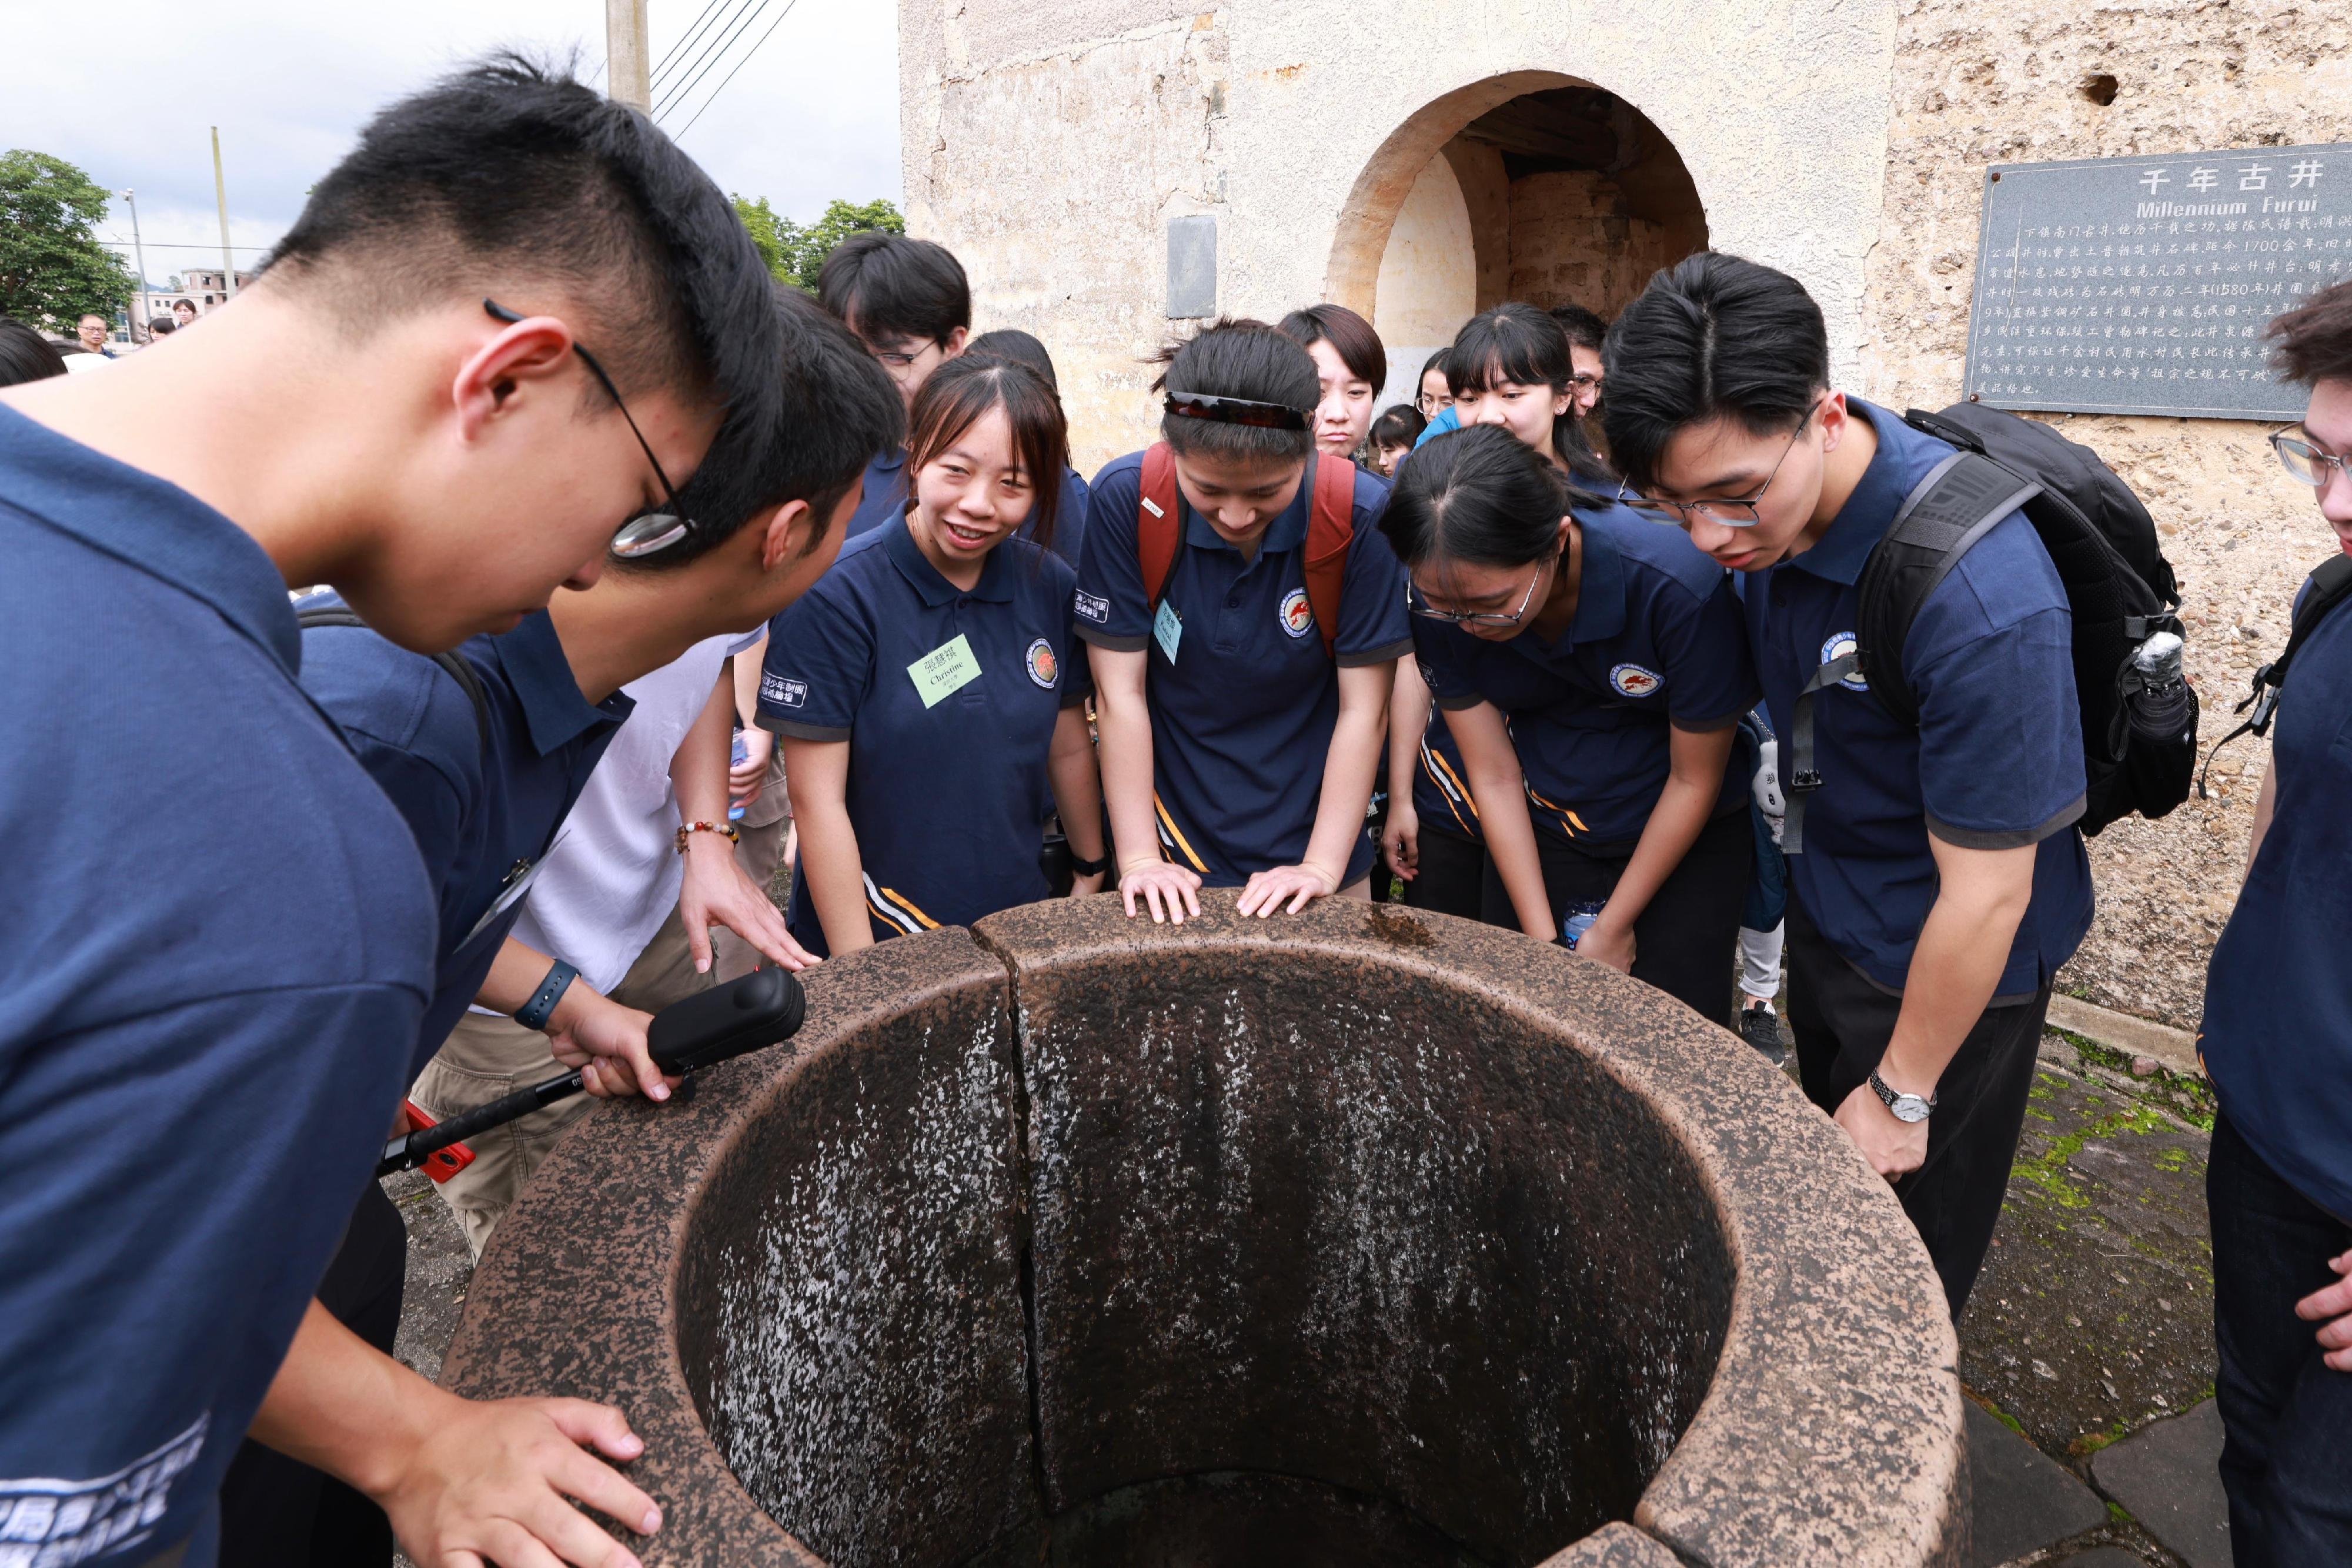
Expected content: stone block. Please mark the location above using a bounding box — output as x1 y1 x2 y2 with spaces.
2090 1399 2233 1568
1165 213 1216 318
1964 1402 2106 1564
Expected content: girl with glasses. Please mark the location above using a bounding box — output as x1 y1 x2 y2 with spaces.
1074 319 1412 924
1382 424 1758 1022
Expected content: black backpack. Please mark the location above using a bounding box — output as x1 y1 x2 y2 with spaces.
296 605 493 753
2196 552 2352 795
1783 403 2191 852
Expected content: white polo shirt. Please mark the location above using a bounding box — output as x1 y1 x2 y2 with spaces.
492 630 764 998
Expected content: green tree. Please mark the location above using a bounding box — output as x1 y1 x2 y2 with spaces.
731 193 905 292
0 150 136 329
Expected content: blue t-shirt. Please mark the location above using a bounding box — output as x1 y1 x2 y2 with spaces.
1415 404 1461 449
1746 399 2093 997
1073 451 1412 887
300 605 631 1079
841 447 910 541
2201 569 2352 1220
758 520 1090 953
1415 502 1757 848
1016 464 1091 569
0 406 435 1566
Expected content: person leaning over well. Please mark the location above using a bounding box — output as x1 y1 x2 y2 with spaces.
1605 252 2094 1322
2196 279 2352 1566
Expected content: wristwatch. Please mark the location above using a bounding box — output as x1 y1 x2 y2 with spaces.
1067 851 1110 878
1868 1068 1935 1124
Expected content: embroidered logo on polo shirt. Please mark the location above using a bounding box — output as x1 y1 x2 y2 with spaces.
1026 638 1059 689
1819 631 1870 692
1279 587 1315 639
0 1414 208 1562
761 671 808 709
1074 590 1110 624
1608 663 1663 698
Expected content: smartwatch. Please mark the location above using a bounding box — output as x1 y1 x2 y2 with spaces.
513 959 579 1031
1867 1068 1935 1124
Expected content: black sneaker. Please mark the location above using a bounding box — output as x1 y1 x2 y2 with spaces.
1738 1003 1789 1066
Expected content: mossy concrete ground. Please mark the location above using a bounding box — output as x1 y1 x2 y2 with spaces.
1955 1034 2222 1567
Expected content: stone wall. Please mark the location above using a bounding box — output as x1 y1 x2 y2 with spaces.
1505 170 1674 317
1859 0 2352 1027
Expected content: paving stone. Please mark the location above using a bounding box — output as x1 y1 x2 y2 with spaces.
1966 1400 2108 1566
1962 1047 2216 1456
2090 1399 2233 1568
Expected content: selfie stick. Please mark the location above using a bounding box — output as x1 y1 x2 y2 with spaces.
377 967 806 1179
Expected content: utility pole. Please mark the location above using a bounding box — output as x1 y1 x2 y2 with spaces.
119 190 151 342
211 127 236 300
606 0 651 111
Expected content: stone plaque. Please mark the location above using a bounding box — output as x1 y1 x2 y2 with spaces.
1964 142 2352 420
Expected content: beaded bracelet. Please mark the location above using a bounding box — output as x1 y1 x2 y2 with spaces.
674 820 743 854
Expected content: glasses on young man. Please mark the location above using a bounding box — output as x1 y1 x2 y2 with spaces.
1407 559 1549 628
1618 410 1811 529
2271 428 2352 489
482 299 693 557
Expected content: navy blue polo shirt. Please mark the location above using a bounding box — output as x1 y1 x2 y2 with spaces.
1746 399 2092 997
1415 502 1757 849
299 604 632 1078
758 519 1090 954
841 447 909 541
0 404 434 1566
2202 570 2352 1220
1411 713 1484 844
1073 451 1412 886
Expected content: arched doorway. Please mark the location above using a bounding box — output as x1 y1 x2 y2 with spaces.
1327 73 1708 411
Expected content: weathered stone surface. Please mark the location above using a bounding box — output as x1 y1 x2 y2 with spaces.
1964 1402 2106 1566
445 896 1965 1566
1535 1520 1685 1567
2090 1400 2234 1568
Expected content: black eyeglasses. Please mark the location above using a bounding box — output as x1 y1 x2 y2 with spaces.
483 299 692 557
1408 558 1550 628
1617 410 1811 529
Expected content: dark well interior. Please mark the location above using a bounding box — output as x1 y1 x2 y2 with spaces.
674 940 1735 1568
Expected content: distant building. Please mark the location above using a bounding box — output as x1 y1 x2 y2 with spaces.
137 268 256 335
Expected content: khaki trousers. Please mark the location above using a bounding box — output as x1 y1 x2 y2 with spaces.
410 910 714 1260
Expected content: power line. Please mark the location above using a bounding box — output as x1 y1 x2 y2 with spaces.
650 0 731 90
671 0 801 138
102 237 273 251
655 0 774 122
652 0 765 119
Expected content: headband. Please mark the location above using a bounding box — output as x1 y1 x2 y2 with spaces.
1164 391 1310 432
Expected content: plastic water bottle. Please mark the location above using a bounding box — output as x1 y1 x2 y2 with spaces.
1561 900 1607 949
2127 630 2194 743
729 732 748 823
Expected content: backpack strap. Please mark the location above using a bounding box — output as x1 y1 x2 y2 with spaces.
1853 451 2045 727
2195 552 2352 796
297 605 493 755
1137 442 1182 607
1136 444 1352 661
1301 451 1353 663
1779 452 2040 854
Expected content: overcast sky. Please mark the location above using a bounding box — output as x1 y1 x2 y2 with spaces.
2 1 901 287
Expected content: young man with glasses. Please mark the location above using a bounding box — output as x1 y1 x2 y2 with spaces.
2195 282 2352 1566
0 56 781 1568
1605 252 2093 1320
815 231 971 541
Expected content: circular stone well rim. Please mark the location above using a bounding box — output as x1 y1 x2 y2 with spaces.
441 895 1966 1568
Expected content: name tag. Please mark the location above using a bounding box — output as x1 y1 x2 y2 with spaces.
1152 600 1182 664
908 633 983 708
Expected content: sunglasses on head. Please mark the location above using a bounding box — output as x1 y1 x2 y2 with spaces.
1164 392 1310 431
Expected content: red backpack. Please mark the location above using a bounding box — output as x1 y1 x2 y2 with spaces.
1135 444 1357 661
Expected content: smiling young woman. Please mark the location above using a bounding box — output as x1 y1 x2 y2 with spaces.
1073 319 1413 924
763 355 1106 957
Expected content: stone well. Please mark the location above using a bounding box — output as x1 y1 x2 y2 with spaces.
443 895 1967 1567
